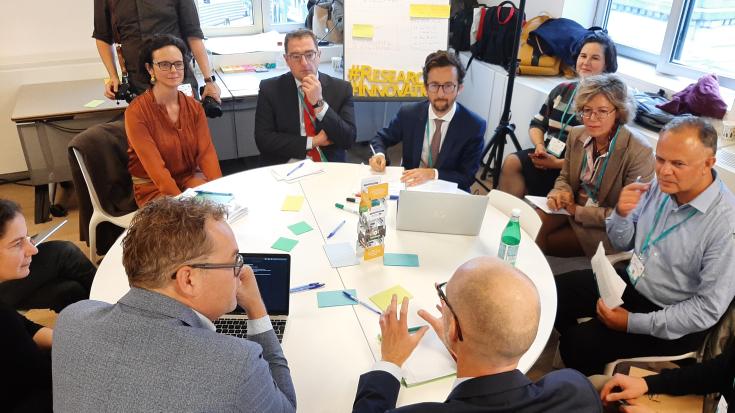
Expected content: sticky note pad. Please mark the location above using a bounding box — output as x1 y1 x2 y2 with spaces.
272 237 298 252
281 195 304 211
318 289 357 308
352 24 374 38
370 285 414 311
84 99 105 108
288 221 313 235
383 253 419 267
324 242 360 268
409 4 451 18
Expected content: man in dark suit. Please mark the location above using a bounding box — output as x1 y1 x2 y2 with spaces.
255 28 356 166
352 256 602 413
369 51 486 192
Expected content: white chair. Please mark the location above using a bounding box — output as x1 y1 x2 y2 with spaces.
487 189 542 239
72 148 136 263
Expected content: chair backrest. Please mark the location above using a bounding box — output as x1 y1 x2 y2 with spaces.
72 148 105 215
487 190 542 239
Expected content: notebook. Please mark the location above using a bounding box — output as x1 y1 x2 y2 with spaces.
396 190 489 235
214 253 291 342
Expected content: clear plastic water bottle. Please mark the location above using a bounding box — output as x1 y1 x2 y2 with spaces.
498 208 521 266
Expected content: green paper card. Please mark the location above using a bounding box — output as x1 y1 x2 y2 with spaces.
317 289 357 308
383 253 419 267
271 237 298 252
288 221 313 235
370 285 413 311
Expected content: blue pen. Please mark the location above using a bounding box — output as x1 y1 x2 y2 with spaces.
290 282 325 293
286 162 305 177
342 290 382 315
327 220 346 239
195 190 234 197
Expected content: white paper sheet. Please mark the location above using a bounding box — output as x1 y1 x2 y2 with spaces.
401 329 457 387
525 195 571 216
591 242 626 308
271 159 324 182
323 242 360 268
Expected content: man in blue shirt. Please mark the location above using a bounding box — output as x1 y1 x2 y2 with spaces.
554 115 735 375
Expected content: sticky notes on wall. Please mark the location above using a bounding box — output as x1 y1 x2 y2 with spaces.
352 24 375 39
409 4 451 19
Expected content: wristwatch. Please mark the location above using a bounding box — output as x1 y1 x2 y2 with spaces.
312 99 325 108
204 75 216 83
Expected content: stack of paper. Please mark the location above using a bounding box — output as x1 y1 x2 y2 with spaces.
271 159 324 182
386 178 461 197
591 242 626 308
401 329 457 387
180 189 248 223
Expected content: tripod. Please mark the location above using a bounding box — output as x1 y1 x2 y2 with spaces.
475 0 526 192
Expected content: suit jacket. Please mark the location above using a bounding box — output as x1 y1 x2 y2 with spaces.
370 101 486 192
254 71 356 166
352 369 602 413
549 124 654 256
52 287 296 413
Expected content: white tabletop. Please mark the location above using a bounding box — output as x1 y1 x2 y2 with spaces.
91 162 556 412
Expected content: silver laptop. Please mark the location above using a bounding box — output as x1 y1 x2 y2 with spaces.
214 253 290 342
396 190 489 235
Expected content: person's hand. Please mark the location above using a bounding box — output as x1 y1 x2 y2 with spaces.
533 143 547 158
418 303 458 360
547 191 572 211
401 168 435 187
312 130 332 147
201 81 222 103
557 191 576 215
616 182 651 217
601 373 649 406
104 77 121 100
597 298 629 332
235 265 267 319
301 74 323 109
369 155 386 172
380 295 429 367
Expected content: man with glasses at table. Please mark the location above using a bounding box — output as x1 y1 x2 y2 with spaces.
352 256 601 412
368 51 486 193
255 28 356 166
51 197 296 412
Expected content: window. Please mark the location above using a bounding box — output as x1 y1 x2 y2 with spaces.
596 0 735 88
197 0 308 36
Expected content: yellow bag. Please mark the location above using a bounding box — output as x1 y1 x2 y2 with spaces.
517 14 561 76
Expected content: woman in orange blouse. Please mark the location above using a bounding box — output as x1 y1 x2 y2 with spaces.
125 34 222 206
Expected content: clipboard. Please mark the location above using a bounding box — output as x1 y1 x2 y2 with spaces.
31 219 67 245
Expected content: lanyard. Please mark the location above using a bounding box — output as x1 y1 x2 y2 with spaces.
640 196 697 256
580 124 621 202
555 83 579 142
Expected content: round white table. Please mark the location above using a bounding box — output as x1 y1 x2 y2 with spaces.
91 162 556 412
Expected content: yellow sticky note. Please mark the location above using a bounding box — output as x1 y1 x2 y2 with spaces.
409 4 451 19
352 24 375 39
370 285 414 311
84 99 105 108
281 195 304 212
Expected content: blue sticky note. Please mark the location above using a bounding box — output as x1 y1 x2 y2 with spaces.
383 253 419 267
317 289 357 308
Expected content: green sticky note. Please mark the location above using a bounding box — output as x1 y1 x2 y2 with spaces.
383 253 419 267
369 285 413 311
84 99 105 108
281 195 304 211
288 221 313 235
317 289 357 308
271 237 298 252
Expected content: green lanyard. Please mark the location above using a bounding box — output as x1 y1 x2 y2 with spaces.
424 120 435 168
297 89 327 162
640 196 697 257
580 124 622 203
555 83 579 143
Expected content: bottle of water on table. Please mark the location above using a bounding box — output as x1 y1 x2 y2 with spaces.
498 208 521 266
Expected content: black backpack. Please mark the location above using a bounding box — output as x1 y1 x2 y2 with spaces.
634 90 679 132
449 0 479 52
467 1 525 71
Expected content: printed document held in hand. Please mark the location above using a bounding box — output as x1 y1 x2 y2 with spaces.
271 159 324 182
591 242 626 308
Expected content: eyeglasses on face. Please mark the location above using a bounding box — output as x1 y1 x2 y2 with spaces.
435 281 464 341
285 51 318 62
578 107 616 120
153 60 185 71
171 253 244 279
427 83 458 94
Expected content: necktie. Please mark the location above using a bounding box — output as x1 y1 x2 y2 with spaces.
302 94 322 162
429 118 443 168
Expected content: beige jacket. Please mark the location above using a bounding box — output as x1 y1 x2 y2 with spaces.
549 124 655 256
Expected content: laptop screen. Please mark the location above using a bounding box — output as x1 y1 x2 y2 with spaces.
233 253 290 316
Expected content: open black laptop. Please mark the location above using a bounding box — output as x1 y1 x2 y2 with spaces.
214 253 291 342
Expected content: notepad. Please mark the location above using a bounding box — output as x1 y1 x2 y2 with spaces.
317 289 358 308
401 329 457 387
383 253 419 267
288 221 313 235
323 242 360 268
271 237 298 252
84 99 105 108
369 285 413 311
281 195 304 211
525 195 571 216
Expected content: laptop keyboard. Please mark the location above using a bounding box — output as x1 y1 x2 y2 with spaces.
214 318 286 343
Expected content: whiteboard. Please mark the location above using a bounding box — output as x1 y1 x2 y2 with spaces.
343 0 450 100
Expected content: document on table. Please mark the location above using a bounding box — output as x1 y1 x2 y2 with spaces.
401 329 456 387
323 242 360 268
525 195 571 216
271 159 324 182
386 178 460 197
591 242 626 308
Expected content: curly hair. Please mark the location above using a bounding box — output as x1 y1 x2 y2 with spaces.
574 74 636 124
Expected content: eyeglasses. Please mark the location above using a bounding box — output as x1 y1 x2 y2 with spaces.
435 281 464 341
153 60 185 71
427 83 458 93
285 51 318 62
7 236 34 250
578 107 616 120
172 254 245 279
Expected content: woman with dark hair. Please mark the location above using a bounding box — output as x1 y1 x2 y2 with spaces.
498 31 619 198
125 34 222 207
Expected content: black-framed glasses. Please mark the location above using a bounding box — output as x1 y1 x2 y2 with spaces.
427 83 458 93
153 60 185 71
578 107 616 120
172 254 244 279
435 281 464 341
285 51 318 62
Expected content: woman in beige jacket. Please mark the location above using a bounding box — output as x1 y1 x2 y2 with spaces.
537 74 655 257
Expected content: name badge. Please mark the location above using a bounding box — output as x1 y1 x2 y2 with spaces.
627 254 645 285
546 137 566 158
584 198 598 208
177 83 193 97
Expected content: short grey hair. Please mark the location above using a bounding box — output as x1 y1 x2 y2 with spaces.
660 115 718 153
574 73 637 124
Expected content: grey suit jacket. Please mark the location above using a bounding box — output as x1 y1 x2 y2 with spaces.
549 124 655 256
52 287 296 412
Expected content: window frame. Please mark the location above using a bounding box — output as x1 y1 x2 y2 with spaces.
198 0 306 37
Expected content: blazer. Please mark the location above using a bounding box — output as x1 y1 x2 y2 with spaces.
370 101 486 192
352 368 602 413
549 124 654 256
254 71 356 166
52 287 296 413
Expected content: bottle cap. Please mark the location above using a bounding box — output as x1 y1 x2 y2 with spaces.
511 208 521 217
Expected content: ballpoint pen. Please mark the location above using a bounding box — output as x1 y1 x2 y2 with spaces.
286 162 305 177
342 291 382 315
290 282 325 293
195 190 234 197
327 220 346 239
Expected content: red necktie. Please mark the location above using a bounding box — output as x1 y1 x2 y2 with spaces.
302 96 322 162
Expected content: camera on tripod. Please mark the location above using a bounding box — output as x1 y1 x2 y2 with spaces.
114 76 138 103
199 86 223 118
